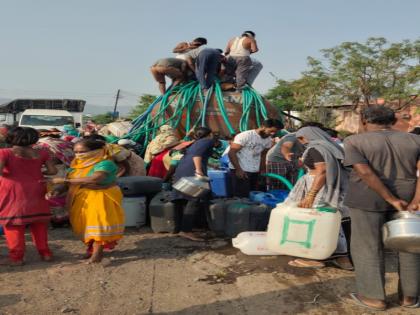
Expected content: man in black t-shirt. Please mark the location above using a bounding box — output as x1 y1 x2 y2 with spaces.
343 106 420 311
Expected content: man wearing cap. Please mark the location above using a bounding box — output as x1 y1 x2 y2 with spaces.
225 31 262 89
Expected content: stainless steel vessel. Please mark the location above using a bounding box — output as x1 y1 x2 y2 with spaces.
383 211 420 253
173 175 210 198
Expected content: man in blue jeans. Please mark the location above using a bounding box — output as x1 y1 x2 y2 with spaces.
194 48 223 92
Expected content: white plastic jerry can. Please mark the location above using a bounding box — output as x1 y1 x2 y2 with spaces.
266 202 342 260
122 196 147 228
232 232 280 256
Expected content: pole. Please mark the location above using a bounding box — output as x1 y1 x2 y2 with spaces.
113 89 121 120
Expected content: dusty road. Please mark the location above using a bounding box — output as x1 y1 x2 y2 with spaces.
0 228 415 315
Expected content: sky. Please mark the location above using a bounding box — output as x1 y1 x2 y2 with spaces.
0 0 419 114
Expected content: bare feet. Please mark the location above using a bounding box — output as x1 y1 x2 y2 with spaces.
0 258 24 266
87 243 104 264
178 232 205 242
82 252 92 260
83 242 93 259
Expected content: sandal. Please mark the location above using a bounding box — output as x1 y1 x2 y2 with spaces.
288 259 325 269
401 297 420 309
330 258 354 271
347 293 386 311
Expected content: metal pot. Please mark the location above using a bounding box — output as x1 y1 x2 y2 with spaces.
383 211 420 254
173 175 210 198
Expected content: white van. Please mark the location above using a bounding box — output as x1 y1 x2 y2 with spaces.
19 109 75 131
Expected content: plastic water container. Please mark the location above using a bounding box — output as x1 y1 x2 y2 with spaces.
266 202 342 260
117 176 163 197
208 169 232 197
150 192 176 233
208 199 228 235
122 196 147 227
233 232 280 255
250 191 282 209
248 203 271 231
250 191 267 203
261 197 280 208
267 189 289 202
225 201 252 238
207 198 244 236
219 154 230 168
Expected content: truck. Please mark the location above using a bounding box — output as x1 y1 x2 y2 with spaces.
18 109 77 131
0 98 85 129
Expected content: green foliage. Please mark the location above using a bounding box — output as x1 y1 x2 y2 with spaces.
299 107 337 129
310 37 420 107
90 113 114 125
266 37 419 128
265 80 303 111
128 94 157 119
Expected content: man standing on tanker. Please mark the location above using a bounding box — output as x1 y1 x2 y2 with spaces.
225 31 263 89
150 58 190 94
194 48 224 92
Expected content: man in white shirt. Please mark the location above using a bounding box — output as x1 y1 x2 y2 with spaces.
228 119 284 197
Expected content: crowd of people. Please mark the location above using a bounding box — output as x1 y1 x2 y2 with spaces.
0 124 146 264
0 105 419 311
151 31 262 94
143 106 420 311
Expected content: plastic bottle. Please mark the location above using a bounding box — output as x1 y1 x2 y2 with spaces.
232 232 280 255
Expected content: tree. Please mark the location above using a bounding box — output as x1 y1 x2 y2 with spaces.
305 37 420 109
265 79 303 112
128 94 157 119
90 113 114 125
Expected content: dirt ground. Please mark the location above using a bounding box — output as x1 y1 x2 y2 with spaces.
0 227 416 315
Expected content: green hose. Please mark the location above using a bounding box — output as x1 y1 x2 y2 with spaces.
122 81 276 153
214 81 236 135
261 173 294 191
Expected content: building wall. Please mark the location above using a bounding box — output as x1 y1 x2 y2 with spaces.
334 103 419 134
